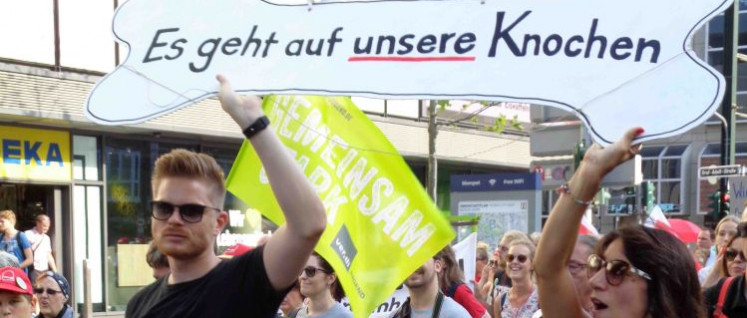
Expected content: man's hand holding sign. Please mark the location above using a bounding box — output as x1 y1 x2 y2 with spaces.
217 75 328 292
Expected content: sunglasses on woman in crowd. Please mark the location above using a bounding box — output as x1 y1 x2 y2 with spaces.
302 266 330 278
507 254 529 264
587 254 652 286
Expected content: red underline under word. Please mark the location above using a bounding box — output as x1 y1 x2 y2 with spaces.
347 56 476 62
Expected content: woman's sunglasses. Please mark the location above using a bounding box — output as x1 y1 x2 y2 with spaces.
507 254 528 263
302 266 330 278
151 201 221 223
587 254 652 286
725 248 746 262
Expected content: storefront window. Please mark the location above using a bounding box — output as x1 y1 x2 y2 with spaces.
73 135 100 181
73 185 103 312
104 138 199 311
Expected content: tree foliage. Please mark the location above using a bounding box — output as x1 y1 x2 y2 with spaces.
434 100 524 134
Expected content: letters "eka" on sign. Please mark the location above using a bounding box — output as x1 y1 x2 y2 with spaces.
86 0 732 145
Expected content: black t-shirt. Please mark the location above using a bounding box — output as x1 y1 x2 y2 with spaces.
703 275 747 317
126 245 287 318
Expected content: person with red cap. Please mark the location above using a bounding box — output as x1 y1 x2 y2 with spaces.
0 266 36 318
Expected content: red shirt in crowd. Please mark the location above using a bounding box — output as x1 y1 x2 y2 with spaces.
449 283 487 318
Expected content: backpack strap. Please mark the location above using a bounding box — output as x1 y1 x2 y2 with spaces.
446 282 461 298
392 292 444 318
714 276 735 318
14 232 22 250
432 291 444 318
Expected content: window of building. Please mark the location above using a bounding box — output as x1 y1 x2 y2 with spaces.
73 135 100 181
698 142 747 214
705 8 747 120
639 145 688 214
0 1 55 64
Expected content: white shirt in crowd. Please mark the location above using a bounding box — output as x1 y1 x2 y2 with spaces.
24 228 53 271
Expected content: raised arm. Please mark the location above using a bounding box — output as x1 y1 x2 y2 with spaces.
701 256 725 289
217 75 327 291
534 127 642 318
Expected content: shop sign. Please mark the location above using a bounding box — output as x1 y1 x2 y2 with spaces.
87 0 731 145
450 173 541 192
0 126 71 182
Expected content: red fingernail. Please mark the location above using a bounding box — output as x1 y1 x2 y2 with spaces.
636 128 645 135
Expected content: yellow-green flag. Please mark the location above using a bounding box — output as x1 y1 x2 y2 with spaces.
226 95 455 318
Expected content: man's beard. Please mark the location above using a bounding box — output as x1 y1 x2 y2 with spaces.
404 267 432 289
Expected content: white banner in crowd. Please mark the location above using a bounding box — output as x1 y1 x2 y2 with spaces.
342 287 409 318
453 232 478 291
86 0 731 145
728 176 747 219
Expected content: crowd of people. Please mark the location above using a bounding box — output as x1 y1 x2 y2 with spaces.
57 76 742 318
0 210 73 318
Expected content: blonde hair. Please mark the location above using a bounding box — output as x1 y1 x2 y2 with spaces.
0 210 16 225
151 149 226 208
500 230 530 246
716 216 740 233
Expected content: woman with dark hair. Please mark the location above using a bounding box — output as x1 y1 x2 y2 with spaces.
294 252 352 317
703 222 747 317
534 127 706 318
434 245 489 318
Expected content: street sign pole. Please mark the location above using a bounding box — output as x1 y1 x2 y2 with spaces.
720 0 739 218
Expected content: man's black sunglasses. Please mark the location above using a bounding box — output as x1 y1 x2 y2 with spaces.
151 201 222 223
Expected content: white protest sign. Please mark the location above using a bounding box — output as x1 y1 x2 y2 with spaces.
728 176 747 219
453 232 478 291
342 287 409 318
86 0 731 145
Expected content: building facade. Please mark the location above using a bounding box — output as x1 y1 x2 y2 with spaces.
531 4 747 230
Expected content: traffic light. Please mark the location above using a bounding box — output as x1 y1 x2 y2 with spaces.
722 192 731 216
641 181 656 212
709 191 722 218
